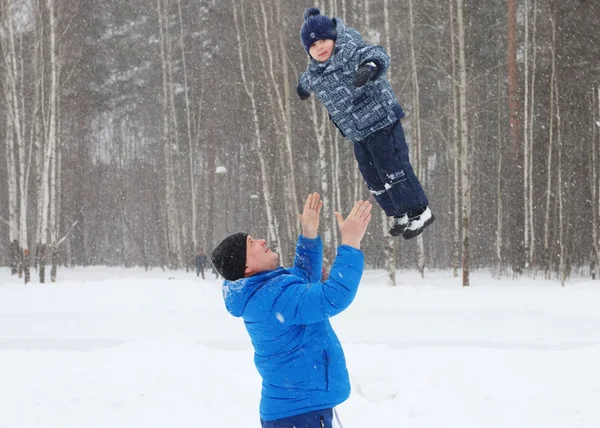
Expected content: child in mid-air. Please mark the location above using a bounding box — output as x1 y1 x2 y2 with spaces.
297 8 434 239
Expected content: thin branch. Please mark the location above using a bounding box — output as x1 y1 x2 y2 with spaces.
56 219 78 247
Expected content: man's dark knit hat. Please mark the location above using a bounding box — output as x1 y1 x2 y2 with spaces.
210 232 249 281
300 8 337 53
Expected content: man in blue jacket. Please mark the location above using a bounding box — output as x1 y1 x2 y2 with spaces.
211 192 372 428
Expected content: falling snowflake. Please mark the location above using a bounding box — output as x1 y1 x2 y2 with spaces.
275 312 285 323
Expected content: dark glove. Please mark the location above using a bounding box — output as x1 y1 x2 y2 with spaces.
353 62 378 87
297 83 311 100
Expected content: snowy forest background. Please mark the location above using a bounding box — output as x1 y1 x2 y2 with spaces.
1 0 599 285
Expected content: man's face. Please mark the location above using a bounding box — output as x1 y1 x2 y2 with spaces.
245 235 279 276
309 39 335 62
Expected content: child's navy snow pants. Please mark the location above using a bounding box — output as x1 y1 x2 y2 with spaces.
353 120 429 217
260 408 333 428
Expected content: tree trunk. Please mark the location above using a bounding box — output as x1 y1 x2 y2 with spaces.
311 99 335 270
543 4 557 279
176 0 197 253
449 0 460 278
381 212 396 286
50 96 60 283
157 0 180 269
593 86 600 279
523 0 530 267
40 0 59 284
5 104 19 276
507 0 524 275
408 0 426 278
596 86 600 278
527 0 538 266
456 0 470 286
382 0 396 284
233 0 282 259
2 5 23 279
496 75 504 277
254 2 295 256
556 78 565 286
165 0 183 268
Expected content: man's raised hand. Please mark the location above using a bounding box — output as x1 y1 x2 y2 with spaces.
299 192 323 239
335 200 373 249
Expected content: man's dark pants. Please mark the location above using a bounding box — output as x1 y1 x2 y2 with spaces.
261 408 333 428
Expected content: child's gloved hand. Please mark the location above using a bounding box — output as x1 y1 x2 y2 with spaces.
297 84 311 100
353 62 378 87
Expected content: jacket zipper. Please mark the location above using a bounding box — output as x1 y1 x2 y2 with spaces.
323 351 329 391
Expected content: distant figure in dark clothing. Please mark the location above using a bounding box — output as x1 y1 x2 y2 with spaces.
195 249 208 279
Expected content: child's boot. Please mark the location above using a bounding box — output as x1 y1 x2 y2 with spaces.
402 207 435 239
389 214 409 237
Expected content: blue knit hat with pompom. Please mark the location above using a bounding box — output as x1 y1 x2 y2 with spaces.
300 8 337 53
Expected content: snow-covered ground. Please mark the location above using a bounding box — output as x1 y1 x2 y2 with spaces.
1 266 599 427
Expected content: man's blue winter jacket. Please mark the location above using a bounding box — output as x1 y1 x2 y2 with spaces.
299 18 405 144
222 236 364 421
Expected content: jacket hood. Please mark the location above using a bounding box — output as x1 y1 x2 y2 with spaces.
222 268 287 317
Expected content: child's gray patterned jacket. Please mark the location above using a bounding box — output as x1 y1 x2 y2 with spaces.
299 18 405 143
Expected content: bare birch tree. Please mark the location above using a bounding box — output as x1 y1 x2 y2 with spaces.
408 0 427 278
496 75 504 277
543 4 557 279
449 0 461 278
381 0 395 286
507 0 524 275
233 0 283 260
555 78 565 286
176 0 197 252
157 0 182 268
593 87 600 279
310 96 337 272
37 0 60 283
523 0 531 267
456 0 470 286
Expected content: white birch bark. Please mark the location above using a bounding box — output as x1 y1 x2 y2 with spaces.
456 0 470 286
275 1 300 239
2 4 25 278
555 79 565 286
165 0 183 267
527 0 538 265
376 0 396 285
233 0 282 259
591 87 597 279
254 2 294 250
176 0 197 252
496 76 503 277
544 6 556 278
408 0 426 278
449 0 461 278
5 104 19 254
333 133 342 215
311 98 336 262
523 0 530 265
595 87 600 278
40 0 59 283
157 0 180 268
49 110 57 282
596 87 600 277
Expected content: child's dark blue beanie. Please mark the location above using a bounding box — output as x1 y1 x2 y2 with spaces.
300 8 337 53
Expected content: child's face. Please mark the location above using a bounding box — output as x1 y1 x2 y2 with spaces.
309 39 335 62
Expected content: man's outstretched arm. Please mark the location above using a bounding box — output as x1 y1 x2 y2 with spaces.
290 192 323 283
273 200 373 325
